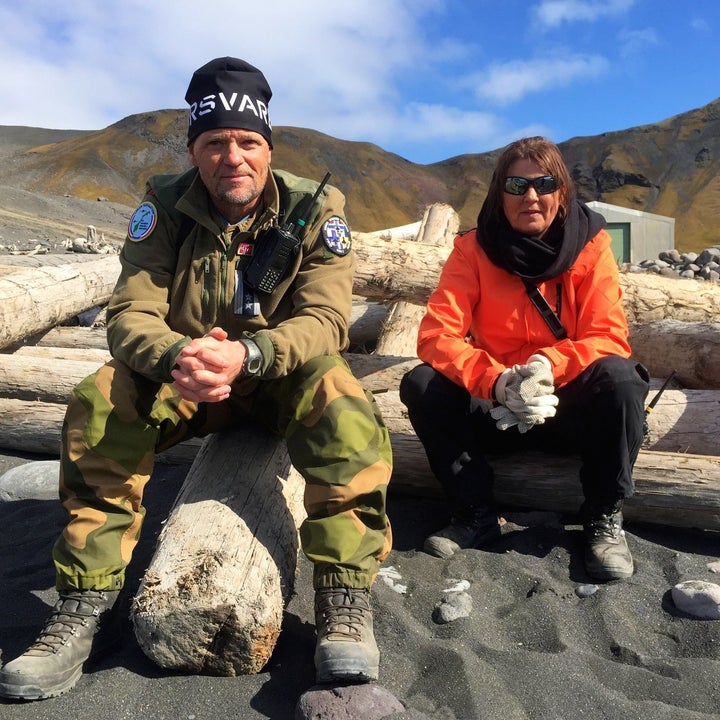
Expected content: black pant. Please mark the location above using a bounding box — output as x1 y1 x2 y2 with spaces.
399 356 649 515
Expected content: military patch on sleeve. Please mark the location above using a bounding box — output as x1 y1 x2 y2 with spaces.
127 202 158 241
322 216 352 256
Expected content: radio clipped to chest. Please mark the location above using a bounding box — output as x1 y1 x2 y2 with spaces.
245 172 331 293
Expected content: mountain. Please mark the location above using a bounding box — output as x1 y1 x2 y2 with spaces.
1 98 719 252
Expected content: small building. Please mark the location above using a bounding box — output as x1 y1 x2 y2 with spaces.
586 201 675 264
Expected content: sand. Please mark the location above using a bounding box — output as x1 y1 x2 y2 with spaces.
1 448 719 720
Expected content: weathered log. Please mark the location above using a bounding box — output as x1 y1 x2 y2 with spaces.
352 232 450 304
375 204 458 357
619 272 720 323
131 425 306 675
1 394 718 529
351 233 720 322
31 325 110 350
0 398 200 464
387 438 720 531
4 230 719 355
0 256 121 350
12 345 112 364
0 354 717 454
629 320 720 390
0 355 103 404
349 298 389 350
28 301 387 354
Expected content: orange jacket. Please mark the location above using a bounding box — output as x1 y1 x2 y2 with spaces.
417 227 631 400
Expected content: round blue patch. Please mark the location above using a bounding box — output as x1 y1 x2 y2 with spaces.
322 216 352 256
127 202 157 241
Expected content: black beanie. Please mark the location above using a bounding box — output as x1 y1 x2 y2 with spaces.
185 57 273 146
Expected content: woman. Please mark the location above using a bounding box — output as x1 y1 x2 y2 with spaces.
399 136 649 580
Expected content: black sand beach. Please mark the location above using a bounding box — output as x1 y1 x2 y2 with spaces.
1 449 719 720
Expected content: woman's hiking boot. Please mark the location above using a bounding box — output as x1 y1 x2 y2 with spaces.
582 501 634 580
423 505 502 558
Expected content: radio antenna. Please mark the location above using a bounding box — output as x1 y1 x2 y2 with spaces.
283 171 332 235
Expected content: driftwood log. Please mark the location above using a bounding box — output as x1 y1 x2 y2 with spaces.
628 320 720 390
375 204 458 356
16 306 720 391
351 230 720 319
2 395 718 529
131 425 306 675
0 353 717 455
0 256 120 350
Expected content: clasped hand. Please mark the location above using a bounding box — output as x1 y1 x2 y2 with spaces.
490 355 559 434
170 327 246 403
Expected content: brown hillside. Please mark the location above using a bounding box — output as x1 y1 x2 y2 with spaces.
1 98 719 250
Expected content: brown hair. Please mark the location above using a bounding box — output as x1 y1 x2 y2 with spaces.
485 136 575 224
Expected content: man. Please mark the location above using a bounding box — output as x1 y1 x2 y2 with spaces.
0 57 392 701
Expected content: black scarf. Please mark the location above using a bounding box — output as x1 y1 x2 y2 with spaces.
476 198 605 283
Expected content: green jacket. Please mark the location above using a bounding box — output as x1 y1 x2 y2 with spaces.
106 167 354 382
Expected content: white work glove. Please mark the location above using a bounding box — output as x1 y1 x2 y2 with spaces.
513 354 554 402
490 367 525 431
505 392 559 432
490 354 557 433
490 395 558 433
493 367 520 405
490 403 520 431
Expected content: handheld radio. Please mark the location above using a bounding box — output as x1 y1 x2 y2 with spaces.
245 171 332 293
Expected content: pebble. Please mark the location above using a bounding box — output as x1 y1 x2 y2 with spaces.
708 560 720 574
575 584 599 598
621 245 720 282
0 460 60 501
432 590 473 624
295 683 408 719
671 580 720 620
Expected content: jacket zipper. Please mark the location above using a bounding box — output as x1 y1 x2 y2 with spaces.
201 257 211 323
220 254 228 326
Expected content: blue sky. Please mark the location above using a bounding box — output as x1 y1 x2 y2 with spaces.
0 0 717 164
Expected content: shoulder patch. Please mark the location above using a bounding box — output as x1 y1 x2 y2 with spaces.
127 202 158 241
322 216 352 256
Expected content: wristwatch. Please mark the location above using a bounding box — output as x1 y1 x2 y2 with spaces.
239 338 263 376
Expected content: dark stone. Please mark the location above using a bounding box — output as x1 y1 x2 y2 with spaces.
295 683 407 720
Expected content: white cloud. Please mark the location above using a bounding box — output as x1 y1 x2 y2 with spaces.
618 27 661 59
535 0 636 27
689 17 711 34
470 56 609 105
0 0 438 132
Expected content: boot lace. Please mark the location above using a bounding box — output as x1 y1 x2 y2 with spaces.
27 591 110 655
316 588 371 643
586 511 622 541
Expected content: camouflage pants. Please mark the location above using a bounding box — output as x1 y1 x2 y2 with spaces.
53 354 392 592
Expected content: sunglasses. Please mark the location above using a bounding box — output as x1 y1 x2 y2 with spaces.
504 175 558 196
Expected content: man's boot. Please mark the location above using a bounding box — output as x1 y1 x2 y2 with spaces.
0 589 120 700
423 504 502 559
314 587 379 684
582 501 634 580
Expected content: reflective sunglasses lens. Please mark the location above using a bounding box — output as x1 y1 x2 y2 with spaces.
504 177 529 195
534 176 557 194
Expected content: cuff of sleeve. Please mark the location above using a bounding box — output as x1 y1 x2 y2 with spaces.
158 336 191 382
243 332 275 377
